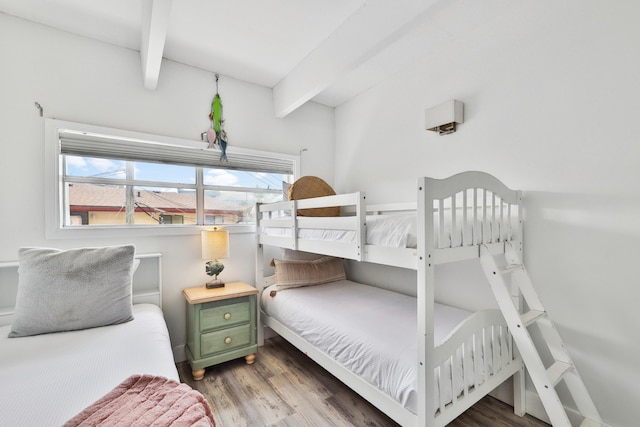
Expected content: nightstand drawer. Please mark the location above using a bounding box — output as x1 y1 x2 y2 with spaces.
200 300 250 331
201 323 252 356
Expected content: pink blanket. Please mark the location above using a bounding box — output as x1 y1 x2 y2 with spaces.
64 375 215 427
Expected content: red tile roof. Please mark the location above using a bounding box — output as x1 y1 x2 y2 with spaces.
68 184 243 213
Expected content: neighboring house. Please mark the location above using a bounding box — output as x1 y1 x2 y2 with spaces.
68 184 245 226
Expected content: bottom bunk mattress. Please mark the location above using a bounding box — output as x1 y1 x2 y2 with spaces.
261 280 475 415
0 303 180 427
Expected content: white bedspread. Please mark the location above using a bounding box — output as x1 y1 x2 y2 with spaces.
262 209 512 251
261 280 471 414
263 214 418 248
0 304 178 427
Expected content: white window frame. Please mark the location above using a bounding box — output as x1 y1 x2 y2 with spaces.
45 119 299 239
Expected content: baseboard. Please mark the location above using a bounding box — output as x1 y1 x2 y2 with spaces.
173 344 186 363
524 390 612 427
488 380 610 427
488 379 514 406
263 325 276 340
524 390 550 424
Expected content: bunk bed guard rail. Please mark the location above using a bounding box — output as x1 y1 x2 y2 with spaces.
256 192 367 261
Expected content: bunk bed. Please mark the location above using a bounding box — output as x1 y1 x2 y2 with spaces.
255 171 525 427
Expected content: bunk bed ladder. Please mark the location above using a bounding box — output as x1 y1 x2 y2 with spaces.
479 242 603 427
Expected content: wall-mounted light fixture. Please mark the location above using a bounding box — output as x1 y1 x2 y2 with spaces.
425 100 464 135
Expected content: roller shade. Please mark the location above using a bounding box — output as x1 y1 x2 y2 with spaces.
59 129 295 175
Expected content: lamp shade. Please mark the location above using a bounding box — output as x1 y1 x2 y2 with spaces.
201 229 229 260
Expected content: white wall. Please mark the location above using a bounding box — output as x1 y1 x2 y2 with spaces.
3 3 638 425
335 2 639 427
0 14 334 361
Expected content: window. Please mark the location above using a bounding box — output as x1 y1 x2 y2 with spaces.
45 119 298 236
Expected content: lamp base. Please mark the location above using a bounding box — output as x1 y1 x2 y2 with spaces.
206 278 225 289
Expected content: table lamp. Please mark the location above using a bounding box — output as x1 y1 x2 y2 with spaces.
201 228 229 288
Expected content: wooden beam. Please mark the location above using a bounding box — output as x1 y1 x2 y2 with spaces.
272 0 438 118
140 0 172 90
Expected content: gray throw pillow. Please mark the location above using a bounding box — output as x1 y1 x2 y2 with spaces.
9 245 136 338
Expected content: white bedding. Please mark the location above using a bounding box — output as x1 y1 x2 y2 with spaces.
262 206 516 251
0 303 178 427
263 214 419 248
261 280 472 414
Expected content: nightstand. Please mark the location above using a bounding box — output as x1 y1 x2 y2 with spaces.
183 281 259 381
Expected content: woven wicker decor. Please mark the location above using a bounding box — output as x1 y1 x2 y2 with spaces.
288 176 341 217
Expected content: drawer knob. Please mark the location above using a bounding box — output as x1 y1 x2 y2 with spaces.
224 313 231 320
224 337 232 344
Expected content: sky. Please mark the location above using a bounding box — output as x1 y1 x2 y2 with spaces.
65 155 288 190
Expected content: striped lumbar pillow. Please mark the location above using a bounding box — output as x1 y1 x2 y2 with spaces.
271 256 345 290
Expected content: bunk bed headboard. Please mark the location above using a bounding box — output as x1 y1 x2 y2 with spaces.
419 171 523 265
415 172 523 424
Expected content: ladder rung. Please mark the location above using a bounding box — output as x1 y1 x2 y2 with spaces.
521 309 546 327
546 361 573 387
580 418 603 427
500 263 524 273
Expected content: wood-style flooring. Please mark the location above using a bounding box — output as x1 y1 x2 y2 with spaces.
177 336 549 427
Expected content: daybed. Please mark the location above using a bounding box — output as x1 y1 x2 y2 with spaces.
0 246 214 426
256 172 525 427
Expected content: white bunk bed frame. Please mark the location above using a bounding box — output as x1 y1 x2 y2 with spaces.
255 171 525 427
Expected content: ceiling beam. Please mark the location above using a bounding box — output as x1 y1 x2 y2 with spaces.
140 0 172 90
272 0 439 117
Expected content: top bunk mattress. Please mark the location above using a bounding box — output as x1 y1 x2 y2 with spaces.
259 178 522 254
260 280 472 414
0 303 178 427
262 214 418 248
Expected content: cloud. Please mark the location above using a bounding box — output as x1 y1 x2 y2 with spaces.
65 156 87 169
66 156 124 179
88 158 120 172
206 169 239 186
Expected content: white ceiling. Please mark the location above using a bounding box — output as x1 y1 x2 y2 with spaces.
0 0 525 116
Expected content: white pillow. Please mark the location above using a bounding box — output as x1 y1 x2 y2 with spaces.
9 245 136 338
366 215 418 248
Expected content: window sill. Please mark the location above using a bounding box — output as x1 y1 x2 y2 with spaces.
45 224 256 240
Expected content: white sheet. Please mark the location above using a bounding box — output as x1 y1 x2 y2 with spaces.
0 304 178 427
262 207 515 250
263 214 418 248
261 280 472 414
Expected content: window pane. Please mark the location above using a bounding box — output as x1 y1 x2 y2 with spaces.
65 156 126 179
65 183 196 226
64 156 196 185
204 190 283 224
133 161 195 184
203 168 290 190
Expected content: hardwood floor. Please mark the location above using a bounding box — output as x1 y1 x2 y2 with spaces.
178 336 549 427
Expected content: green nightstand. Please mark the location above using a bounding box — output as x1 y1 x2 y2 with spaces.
183 281 259 381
